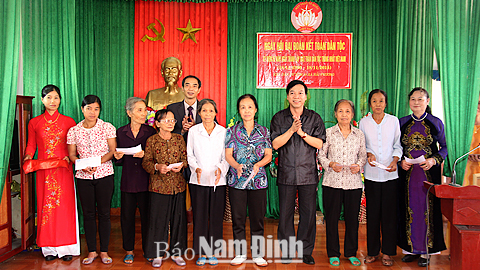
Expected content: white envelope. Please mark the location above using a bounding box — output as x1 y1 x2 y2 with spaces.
167 162 183 169
371 161 389 170
405 155 426 164
75 156 101 171
116 144 142 155
241 170 257 189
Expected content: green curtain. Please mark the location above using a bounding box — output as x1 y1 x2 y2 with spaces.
23 0 81 120
394 0 433 118
75 0 135 207
429 0 480 184
0 0 21 202
22 0 134 232
226 0 398 218
23 0 83 232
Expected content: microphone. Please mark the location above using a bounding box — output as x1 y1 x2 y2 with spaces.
452 143 480 185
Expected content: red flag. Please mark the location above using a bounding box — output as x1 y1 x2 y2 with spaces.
134 1 228 125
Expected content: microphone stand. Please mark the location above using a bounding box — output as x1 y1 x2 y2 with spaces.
452 143 480 185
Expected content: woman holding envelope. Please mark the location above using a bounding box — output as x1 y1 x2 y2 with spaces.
318 99 366 267
224 94 272 266
24 85 79 261
67 95 116 265
113 97 156 264
358 89 402 266
397 87 448 267
187 99 229 266
142 109 188 268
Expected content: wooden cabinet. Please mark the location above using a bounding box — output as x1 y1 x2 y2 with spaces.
0 96 35 263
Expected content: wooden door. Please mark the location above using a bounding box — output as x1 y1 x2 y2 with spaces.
0 170 12 256
16 96 35 249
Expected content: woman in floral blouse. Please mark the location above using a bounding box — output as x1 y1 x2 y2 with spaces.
225 94 272 266
318 99 367 267
142 109 188 268
67 95 116 265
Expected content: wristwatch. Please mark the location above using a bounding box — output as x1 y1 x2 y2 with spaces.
301 132 308 139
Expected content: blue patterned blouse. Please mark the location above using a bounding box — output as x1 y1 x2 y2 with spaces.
225 121 272 190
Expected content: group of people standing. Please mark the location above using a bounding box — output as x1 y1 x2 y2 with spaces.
318 87 447 267
25 78 447 268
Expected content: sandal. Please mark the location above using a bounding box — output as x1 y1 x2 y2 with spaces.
208 256 218 265
348 257 361 266
382 255 394 266
231 255 247 265
329 257 340 266
152 258 162 268
172 256 186 266
253 257 268 267
124 254 134 264
364 255 377 263
196 256 207 266
101 256 113 264
82 253 98 265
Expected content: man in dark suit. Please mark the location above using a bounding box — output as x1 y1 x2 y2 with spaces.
167 75 202 224
167 75 202 139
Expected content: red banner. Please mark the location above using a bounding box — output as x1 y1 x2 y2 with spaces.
134 1 228 125
257 33 352 89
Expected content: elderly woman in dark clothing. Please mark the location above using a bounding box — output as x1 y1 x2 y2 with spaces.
114 97 156 264
398 87 447 267
142 109 188 268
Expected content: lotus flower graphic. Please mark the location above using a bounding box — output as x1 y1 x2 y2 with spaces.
291 2 322 33
296 7 317 28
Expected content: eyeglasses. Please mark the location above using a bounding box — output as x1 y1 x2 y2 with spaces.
157 119 177 123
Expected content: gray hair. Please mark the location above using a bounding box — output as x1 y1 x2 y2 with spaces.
334 99 355 116
125 97 146 115
198 98 218 113
161 56 182 70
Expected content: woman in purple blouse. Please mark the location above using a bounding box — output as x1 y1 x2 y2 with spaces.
113 97 156 264
398 87 447 267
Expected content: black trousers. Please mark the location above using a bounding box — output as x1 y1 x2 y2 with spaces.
364 179 397 256
189 184 225 256
144 191 187 258
277 183 317 257
229 187 267 256
76 175 114 252
121 191 149 252
322 186 362 258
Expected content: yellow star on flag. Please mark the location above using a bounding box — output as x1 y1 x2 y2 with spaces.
177 19 202 44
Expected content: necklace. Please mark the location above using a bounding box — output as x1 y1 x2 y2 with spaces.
411 113 428 122
43 112 60 124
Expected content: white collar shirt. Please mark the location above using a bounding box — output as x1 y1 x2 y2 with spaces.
187 122 229 187
183 100 197 122
359 113 403 181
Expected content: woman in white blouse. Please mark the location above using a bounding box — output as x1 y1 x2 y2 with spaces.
187 99 229 266
359 89 402 266
318 99 367 267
